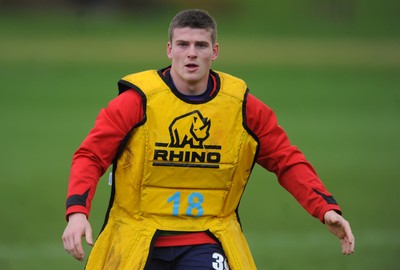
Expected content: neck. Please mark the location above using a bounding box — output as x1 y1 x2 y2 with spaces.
170 69 209 96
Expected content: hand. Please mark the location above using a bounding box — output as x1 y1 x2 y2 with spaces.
62 213 93 261
324 210 355 255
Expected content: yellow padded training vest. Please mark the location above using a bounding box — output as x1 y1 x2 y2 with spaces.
85 69 259 270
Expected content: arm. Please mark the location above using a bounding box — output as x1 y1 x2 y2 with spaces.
245 93 354 253
62 89 144 260
246 93 340 220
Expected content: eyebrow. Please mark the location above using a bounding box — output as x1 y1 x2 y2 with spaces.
175 40 210 46
195 41 210 46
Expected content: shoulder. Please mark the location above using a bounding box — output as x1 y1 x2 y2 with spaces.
246 94 272 113
214 70 248 100
214 70 246 86
245 93 277 133
118 69 168 96
101 89 144 131
121 70 159 82
110 89 144 108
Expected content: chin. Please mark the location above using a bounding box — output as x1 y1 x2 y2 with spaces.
183 74 202 82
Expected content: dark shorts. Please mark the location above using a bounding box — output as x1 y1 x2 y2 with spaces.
145 244 230 270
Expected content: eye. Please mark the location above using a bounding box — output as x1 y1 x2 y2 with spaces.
196 42 209 48
177 42 189 47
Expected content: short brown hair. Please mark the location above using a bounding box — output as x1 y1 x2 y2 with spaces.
168 9 217 44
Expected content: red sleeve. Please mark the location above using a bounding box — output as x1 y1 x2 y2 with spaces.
65 90 144 219
245 93 341 222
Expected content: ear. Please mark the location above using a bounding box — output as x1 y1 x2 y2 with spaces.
211 43 219 61
167 42 173 59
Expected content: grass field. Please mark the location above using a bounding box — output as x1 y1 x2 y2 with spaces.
0 8 399 270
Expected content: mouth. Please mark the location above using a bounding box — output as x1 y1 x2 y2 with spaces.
185 63 199 71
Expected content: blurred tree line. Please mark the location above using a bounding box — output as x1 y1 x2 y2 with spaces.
0 0 240 13
0 0 360 18
1 0 398 37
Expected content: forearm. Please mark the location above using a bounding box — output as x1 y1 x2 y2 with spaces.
277 162 342 222
66 152 106 218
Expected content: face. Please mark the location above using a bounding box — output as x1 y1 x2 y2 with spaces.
167 27 219 95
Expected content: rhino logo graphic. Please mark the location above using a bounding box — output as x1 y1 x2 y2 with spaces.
153 110 221 168
169 110 211 148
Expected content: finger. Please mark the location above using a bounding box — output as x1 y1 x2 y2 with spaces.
73 234 85 261
345 234 355 255
85 225 94 246
62 233 75 256
341 231 355 255
62 234 68 251
341 238 349 255
342 221 355 255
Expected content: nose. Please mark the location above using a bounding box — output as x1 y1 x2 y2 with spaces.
187 44 197 58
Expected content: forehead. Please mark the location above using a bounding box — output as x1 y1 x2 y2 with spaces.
171 27 213 43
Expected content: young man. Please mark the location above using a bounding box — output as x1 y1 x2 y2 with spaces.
62 9 355 269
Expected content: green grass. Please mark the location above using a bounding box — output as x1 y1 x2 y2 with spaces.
0 9 399 270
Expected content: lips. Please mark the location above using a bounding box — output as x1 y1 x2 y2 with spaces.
185 63 199 71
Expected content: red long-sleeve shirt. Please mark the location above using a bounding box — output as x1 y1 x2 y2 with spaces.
66 72 341 225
